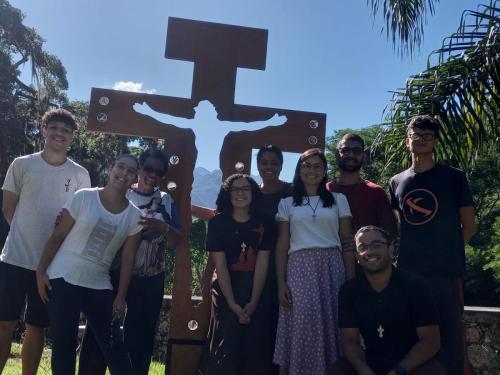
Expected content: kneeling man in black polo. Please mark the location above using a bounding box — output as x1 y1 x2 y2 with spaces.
328 226 445 375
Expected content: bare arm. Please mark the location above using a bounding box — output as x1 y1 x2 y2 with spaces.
191 204 216 222
114 232 141 318
341 328 376 375
164 222 182 246
460 205 477 245
275 221 293 308
339 217 355 280
389 325 440 374
139 216 182 247
2 190 19 225
36 209 75 303
243 250 270 317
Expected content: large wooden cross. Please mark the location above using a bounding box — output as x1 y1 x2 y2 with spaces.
87 17 326 375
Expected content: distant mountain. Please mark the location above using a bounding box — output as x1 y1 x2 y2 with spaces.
191 167 261 208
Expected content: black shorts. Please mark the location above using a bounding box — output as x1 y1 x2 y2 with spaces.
0 261 49 328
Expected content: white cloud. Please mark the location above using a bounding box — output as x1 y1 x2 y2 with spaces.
112 81 157 94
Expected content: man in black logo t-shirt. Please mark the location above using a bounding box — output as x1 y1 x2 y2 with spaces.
389 115 477 375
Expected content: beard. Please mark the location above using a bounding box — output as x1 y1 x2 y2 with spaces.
337 158 363 172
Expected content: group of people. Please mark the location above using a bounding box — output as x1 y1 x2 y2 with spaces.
0 109 181 375
194 115 476 375
0 108 476 375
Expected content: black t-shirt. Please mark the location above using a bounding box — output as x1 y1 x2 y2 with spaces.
339 269 439 374
389 164 474 277
205 213 274 272
257 182 294 219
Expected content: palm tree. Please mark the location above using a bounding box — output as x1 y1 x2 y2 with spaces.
374 0 500 172
367 0 440 56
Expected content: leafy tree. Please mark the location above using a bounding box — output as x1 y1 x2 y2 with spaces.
374 1 500 173
0 0 68 170
190 219 208 295
368 1 500 305
325 125 400 191
326 131 500 306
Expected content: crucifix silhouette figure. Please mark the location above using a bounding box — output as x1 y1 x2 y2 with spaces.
132 100 288 167
87 17 326 375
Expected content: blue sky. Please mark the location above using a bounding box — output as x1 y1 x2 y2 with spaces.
12 0 479 180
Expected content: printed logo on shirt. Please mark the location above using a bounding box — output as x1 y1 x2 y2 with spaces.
65 178 71 192
402 189 438 225
82 218 117 261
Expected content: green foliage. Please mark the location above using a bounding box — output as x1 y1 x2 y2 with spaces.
325 125 400 190
368 0 439 56
363 1 500 306
326 130 500 306
374 1 500 173
4 343 166 375
162 219 208 296
190 219 208 295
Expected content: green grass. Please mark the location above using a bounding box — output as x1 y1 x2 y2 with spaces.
4 343 166 374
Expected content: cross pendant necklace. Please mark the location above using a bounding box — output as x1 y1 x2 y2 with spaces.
306 196 321 220
377 324 384 338
241 242 247 253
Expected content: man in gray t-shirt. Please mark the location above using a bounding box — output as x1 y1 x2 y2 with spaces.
0 108 90 375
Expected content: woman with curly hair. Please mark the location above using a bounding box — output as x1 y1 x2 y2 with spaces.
202 174 275 374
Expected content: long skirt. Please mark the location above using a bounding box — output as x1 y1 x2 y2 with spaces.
201 271 270 375
273 247 345 375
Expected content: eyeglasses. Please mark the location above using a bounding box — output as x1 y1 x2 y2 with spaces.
142 165 166 177
356 240 388 253
338 147 364 156
408 132 435 141
300 162 324 171
230 186 251 194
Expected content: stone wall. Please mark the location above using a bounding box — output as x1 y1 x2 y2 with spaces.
464 306 500 375
153 297 500 374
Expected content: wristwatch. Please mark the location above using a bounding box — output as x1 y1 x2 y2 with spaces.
393 365 408 375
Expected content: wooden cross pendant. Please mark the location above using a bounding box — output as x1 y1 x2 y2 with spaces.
377 324 384 338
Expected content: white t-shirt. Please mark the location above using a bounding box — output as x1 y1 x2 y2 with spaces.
1 152 90 270
276 193 352 253
47 188 142 289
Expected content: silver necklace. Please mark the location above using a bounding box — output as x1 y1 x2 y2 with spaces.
305 196 321 219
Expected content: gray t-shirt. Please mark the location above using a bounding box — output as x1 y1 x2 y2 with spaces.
1 152 91 270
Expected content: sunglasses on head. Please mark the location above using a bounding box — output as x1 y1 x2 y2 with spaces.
142 164 166 177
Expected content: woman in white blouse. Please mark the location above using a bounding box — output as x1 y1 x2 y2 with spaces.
273 148 355 375
36 154 142 375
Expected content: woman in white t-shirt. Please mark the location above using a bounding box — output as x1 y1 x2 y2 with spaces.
273 148 355 375
36 154 142 375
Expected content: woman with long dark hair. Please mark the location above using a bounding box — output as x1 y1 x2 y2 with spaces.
202 174 274 374
35 154 143 375
273 148 355 375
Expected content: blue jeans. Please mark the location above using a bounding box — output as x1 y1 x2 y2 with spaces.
47 278 132 375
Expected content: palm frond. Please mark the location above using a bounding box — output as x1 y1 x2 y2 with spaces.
374 1 500 173
368 0 440 56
